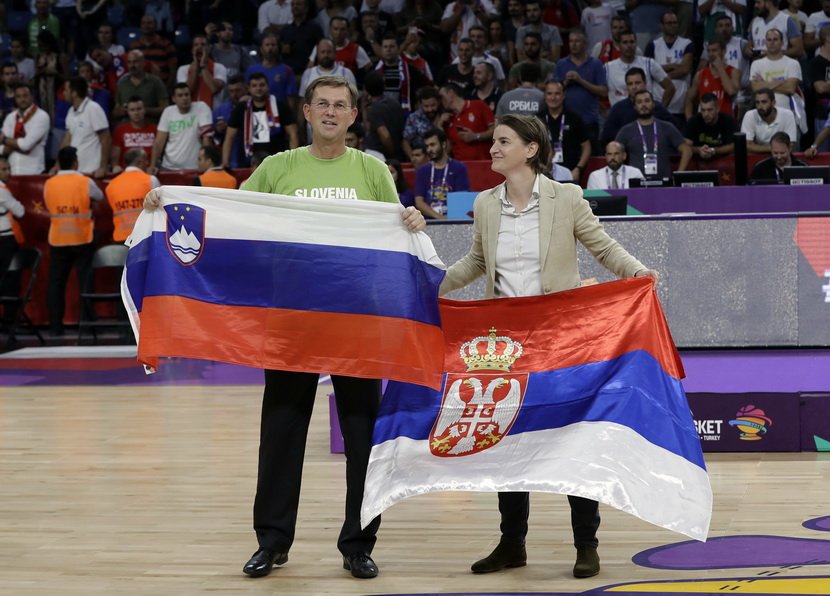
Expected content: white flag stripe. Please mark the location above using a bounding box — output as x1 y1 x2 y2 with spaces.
129 186 443 268
362 421 712 541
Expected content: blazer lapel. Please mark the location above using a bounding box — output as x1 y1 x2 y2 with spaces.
485 187 502 285
538 176 556 272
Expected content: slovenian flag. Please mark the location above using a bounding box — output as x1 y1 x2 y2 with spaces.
361 277 712 541
121 186 447 389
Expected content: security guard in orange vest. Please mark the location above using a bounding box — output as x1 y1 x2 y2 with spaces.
105 149 160 243
193 144 238 189
43 146 103 336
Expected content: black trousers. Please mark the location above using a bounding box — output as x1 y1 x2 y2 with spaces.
253 369 382 556
0 235 19 326
497 492 600 549
47 243 94 334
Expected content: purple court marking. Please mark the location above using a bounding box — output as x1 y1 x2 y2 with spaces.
375 593 605 596
680 350 830 393
0 359 264 386
632 535 830 569
593 576 830 595
0 358 337 387
804 516 830 532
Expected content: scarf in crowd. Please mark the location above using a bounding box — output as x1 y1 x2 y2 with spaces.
376 58 412 112
14 103 38 138
243 95 281 157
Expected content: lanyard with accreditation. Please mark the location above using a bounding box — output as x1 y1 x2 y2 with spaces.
637 120 658 177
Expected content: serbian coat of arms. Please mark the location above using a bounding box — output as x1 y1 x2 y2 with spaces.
429 328 527 457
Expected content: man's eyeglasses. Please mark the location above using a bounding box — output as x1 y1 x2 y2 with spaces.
309 101 352 113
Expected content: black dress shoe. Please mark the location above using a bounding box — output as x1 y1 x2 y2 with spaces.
471 542 527 573
573 546 600 578
243 548 288 577
342 552 379 578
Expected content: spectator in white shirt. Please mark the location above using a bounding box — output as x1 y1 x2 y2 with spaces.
59 77 111 178
259 0 294 33
741 87 798 153
0 82 50 174
150 83 214 172
586 141 644 189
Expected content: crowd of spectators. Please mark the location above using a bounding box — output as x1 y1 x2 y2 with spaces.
3 0 830 212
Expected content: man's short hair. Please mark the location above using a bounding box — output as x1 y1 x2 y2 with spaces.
523 31 542 44
58 146 78 170
417 86 440 102
475 61 496 78
126 95 144 105
200 144 222 166
707 39 726 51
820 24 830 45
519 61 541 83
248 71 268 84
770 131 791 146
68 76 88 98
700 92 719 105
633 89 653 102
303 75 359 108
363 70 384 97
173 82 190 93
2 62 18 73
754 87 775 103
624 67 646 83
423 127 447 144
12 81 32 94
329 15 349 28
227 73 245 86
124 148 146 167
440 82 464 98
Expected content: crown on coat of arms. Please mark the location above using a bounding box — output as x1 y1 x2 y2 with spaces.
459 328 523 372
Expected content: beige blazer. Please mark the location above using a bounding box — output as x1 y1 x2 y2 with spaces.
440 175 646 298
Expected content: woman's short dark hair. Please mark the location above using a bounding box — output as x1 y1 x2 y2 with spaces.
495 114 551 175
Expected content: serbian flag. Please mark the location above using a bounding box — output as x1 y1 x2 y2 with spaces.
121 186 446 389
361 277 712 541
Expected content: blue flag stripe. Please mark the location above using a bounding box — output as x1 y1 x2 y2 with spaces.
125 232 445 325
375 350 705 469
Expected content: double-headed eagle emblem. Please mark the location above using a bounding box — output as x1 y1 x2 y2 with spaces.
429 328 527 457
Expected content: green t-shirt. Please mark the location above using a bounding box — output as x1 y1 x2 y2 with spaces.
241 147 398 204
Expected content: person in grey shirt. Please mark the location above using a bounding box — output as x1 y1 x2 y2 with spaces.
615 89 691 180
496 63 544 116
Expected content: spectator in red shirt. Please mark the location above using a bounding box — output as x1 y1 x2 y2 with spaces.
439 82 495 160
111 97 158 173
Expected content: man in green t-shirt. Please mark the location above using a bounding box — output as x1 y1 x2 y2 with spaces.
143 75 425 580
240 75 424 581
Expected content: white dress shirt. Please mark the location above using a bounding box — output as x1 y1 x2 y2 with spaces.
494 175 543 298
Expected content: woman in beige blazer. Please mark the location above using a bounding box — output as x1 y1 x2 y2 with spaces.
440 114 658 579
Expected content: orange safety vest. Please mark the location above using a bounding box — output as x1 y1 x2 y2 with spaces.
43 173 94 247
106 170 152 242
199 169 238 189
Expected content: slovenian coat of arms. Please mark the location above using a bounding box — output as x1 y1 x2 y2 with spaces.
429 328 527 457
165 204 205 265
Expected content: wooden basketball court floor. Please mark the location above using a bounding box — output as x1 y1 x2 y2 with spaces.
1 348 829 595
